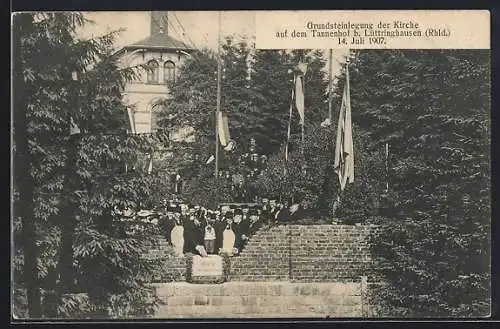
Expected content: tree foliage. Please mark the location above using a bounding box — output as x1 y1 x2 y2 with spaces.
13 12 165 318
158 40 330 205
342 50 491 317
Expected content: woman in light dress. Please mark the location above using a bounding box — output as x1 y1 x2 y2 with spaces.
170 217 184 256
221 221 236 255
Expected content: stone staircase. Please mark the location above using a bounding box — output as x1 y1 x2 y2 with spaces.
142 235 172 260
142 235 187 282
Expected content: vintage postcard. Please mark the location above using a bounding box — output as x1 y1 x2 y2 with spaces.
11 10 491 320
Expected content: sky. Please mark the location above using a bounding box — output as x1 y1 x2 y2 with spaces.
78 11 345 79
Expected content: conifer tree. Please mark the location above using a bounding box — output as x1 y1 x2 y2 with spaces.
342 49 491 316
13 12 164 318
249 49 293 154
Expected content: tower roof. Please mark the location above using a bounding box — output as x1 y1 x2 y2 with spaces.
124 33 194 52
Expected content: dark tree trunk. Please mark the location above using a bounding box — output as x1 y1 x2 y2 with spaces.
56 131 79 295
12 13 42 318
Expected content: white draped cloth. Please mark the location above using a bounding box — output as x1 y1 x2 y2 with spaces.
222 228 236 255
170 225 184 256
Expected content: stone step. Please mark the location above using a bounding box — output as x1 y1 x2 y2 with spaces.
153 282 361 297
153 299 363 318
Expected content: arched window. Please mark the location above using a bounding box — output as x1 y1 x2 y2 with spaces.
163 61 176 84
147 60 159 83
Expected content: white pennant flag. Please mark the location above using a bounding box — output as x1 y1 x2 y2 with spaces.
127 107 136 134
296 62 308 75
224 140 235 152
70 117 80 136
217 111 231 147
206 155 215 164
295 75 305 125
321 118 332 127
333 65 354 191
147 154 153 175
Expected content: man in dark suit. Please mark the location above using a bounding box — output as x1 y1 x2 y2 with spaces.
247 208 262 237
215 211 231 253
182 215 195 254
237 209 251 250
183 213 204 254
232 209 244 251
163 206 176 243
275 202 291 223
289 202 305 222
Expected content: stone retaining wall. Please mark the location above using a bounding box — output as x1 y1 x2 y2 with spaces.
152 281 370 318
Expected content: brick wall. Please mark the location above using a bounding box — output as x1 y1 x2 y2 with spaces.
230 226 290 281
142 224 379 283
230 224 378 282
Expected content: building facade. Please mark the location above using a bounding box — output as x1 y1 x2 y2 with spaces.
117 11 195 135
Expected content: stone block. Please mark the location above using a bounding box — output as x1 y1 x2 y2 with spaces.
241 296 258 306
341 295 362 307
193 296 210 306
167 296 194 307
236 305 263 315
338 305 363 317
209 296 242 307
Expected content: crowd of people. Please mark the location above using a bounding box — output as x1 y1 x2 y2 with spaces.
163 198 307 257
120 198 308 257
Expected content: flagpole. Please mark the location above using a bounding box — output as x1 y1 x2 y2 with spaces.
328 49 333 121
300 53 306 155
301 75 305 154
215 12 222 207
385 142 389 193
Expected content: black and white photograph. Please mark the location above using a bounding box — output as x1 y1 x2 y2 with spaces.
11 10 491 319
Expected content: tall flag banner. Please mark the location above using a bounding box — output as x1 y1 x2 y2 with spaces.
174 174 181 193
285 76 296 163
70 71 81 136
147 153 153 175
294 62 307 125
127 107 136 134
333 65 354 191
217 111 231 147
295 77 305 124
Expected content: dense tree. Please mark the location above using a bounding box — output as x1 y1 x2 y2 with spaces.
220 36 256 148
158 42 330 205
342 50 491 316
156 48 217 139
13 12 43 317
257 49 490 316
249 49 294 154
254 127 380 220
13 12 164 318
